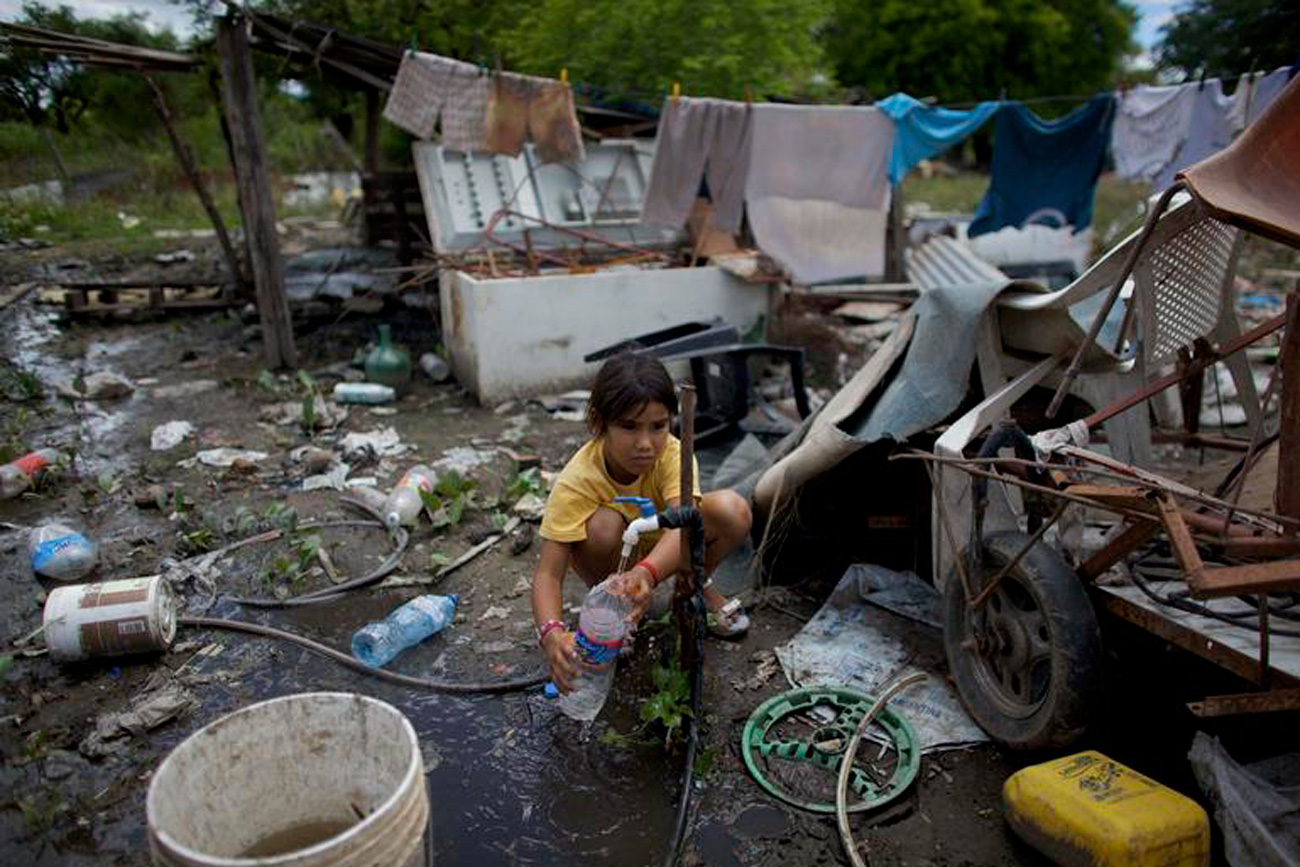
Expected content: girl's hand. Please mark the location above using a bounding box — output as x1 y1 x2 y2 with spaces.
609 565 656 623
542 628 578 694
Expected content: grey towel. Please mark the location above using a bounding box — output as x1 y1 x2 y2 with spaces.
641 97 751 232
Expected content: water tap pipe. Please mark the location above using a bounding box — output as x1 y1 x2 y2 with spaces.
614 496 662 564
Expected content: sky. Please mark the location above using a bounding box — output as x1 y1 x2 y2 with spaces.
2 0 1181 61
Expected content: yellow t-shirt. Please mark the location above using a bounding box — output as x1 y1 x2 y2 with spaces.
539 434 701 544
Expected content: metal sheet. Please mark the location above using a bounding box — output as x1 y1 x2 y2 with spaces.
412 139 680 253
1095 582 1300 686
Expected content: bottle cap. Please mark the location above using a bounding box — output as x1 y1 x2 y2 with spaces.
543 682 559 699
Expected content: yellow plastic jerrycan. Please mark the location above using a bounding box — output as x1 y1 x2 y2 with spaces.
1003 751 1209 867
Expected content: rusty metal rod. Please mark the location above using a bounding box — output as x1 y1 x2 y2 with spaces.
970 502 1070 610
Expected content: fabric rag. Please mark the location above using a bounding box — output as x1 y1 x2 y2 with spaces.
876 93 1000 184
744 103 894 283
1112 84 1198 184
383 51 488 151
483 73 586 163
641 97 751 232
969 94 1114 237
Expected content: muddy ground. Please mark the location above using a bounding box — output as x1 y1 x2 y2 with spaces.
0 232 1294 866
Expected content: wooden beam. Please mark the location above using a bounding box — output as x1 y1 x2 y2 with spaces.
1278 292 1300 526
216 15 296 369
145 75 246 298
1188 559 1300 598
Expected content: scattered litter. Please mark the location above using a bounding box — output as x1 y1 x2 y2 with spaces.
154 249 195 264
480 639 516 653
292 445 335 473
333 382 395 404
80 682 196 758
852 564 944 629
433 446 497 476
480 606 511 621
369 406 398 416
261 397 348 429
507 575 531 598
150 421 194 451
419 352 452 382
343 484 387 512
775 567 987 752
133 484 167 508
379 517 520 588
55 371 135 400
153 380 218 400
533 390 590 422
181 448 269 468
1190 732 1300 867
29 521 98 581
117 211 141 230
340 427 410 460
302 463 352 491
510 524 534 556
731 649 781 692
494 401 518 415
512 493 547 521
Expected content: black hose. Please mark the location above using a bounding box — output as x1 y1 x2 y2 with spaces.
179 616 549 693
658 506 708 867
1127 573 1300 638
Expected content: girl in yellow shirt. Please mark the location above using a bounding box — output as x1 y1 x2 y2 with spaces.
531 351 752 693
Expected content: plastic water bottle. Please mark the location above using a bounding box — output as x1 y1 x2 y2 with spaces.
1 448 65 499
332 382 396 404
351 594 459 668
383 465 436 529
29 522 99 581
558 578 633 722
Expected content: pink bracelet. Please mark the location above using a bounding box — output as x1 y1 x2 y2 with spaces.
636 559 661 586
536 620 566 646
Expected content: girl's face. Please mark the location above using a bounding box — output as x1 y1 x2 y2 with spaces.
602 400 671 484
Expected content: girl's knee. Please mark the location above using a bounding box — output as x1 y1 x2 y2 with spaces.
703 489 752 539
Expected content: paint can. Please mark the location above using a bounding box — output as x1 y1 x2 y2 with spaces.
43 575 178 662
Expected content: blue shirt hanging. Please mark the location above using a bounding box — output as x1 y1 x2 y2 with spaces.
876 93 1000 185
969 95 1115 237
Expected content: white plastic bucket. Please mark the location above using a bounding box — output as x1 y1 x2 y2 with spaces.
43 575 177 661
147 692 429 867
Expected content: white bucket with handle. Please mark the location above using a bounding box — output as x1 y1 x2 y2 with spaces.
146 692 429 867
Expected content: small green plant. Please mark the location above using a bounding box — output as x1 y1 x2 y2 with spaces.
0 363 43 403
17 792 66 833
503 465 544 505
418 469 478 529
640 655 693 745
296 370 320 434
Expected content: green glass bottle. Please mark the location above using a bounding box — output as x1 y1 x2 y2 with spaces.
364 324 412 395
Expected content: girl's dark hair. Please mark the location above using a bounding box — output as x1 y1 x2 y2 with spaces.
586 351 678 433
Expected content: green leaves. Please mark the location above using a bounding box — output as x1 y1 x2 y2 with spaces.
640 656 693 744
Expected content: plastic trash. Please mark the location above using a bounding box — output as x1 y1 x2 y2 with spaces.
418 352 451 382
29 521 99 581
364 324 412 395
0 447 64 499
333 382 396 404
351 594 459 668
383 464 436 529
558 577 633 722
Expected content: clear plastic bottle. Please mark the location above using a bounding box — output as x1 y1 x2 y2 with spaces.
351 594 459 668
558 578 633 722
1 448 65 500
383 465 437 530
28 522 99 581
332 382 396 405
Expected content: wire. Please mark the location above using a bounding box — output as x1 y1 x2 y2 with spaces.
1127 569 1300 638
179 615 548 693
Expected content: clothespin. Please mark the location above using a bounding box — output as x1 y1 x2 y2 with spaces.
743 83 753 105
560 67 568 84
671 81 681 102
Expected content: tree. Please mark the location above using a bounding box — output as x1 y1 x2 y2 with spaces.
1156 0 1300 78
501 0 832 101
824 0 1136 104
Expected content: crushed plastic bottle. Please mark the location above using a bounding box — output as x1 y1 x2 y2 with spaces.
29 522 99 582
383 464 436 530
332 382 396 404
351 594 459 668
1 448 64 499
558 577 633 722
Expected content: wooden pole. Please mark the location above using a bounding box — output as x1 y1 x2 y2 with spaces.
676 384 700 669
144 75 246 298
364 88 380 175
1278 291 1300 528
216 14 297 369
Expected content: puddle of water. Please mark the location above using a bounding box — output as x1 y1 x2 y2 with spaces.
733 804 788 838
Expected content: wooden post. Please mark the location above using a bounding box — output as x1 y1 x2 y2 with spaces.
216 15 297 369
1278 291 1300 527
885 182 905 282
675 384 701 669
144 75 245 297
364 88 380 175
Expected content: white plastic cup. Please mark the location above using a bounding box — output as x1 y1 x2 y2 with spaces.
43 576 177 662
